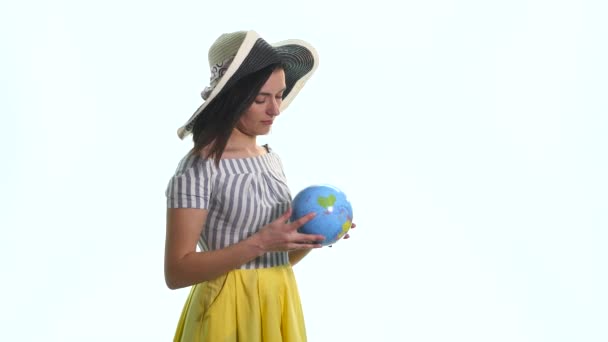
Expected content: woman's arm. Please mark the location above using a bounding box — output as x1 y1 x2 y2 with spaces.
164 208 264 289
164 208 324 289
288 249 313 266
287 222 357 266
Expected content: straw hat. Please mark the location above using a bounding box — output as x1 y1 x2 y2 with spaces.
177 30 319 139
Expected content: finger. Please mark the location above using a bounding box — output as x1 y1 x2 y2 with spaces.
276 208 293 223
291 232 323 244
343 233 350 239
290 212 316 229
351 223 356 229
289 242 322 250
296 233 325 243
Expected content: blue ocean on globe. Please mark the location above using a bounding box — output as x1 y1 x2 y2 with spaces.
291 185 353 246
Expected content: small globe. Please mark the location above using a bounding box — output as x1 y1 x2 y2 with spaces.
291 185 353 246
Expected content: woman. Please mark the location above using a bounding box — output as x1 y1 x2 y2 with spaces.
164 30 352 341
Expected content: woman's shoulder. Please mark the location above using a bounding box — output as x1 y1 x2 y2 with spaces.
172 150 213 176
171 145 285 176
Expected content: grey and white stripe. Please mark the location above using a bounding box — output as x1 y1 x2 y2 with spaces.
165 149 292 269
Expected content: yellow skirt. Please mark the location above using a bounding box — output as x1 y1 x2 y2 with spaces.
173 264 307 342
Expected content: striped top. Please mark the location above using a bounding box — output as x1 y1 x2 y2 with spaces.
165 147 292 269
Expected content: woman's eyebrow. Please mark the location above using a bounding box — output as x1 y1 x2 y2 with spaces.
258 87 287 96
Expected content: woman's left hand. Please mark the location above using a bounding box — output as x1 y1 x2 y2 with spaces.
342 222 356 240
328 222 356 248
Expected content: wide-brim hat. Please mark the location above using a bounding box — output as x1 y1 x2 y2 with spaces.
177 30 319 139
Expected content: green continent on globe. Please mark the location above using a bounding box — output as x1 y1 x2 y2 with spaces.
337 220 352 240
317 194 336 209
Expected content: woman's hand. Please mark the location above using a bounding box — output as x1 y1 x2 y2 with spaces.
327 222 356 248
252 208 325 252
342 222 357 240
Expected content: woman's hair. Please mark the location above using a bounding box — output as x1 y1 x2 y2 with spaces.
191 63 282 164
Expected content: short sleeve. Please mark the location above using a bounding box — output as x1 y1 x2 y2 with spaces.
165 155 213 209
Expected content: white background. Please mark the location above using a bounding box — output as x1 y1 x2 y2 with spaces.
1 0 607 341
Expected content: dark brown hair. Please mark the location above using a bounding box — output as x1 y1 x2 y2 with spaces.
191 63 282 164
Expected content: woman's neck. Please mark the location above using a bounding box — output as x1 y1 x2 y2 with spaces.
222 128 266 158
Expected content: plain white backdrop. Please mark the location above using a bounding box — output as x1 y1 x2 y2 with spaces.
1 0 607 341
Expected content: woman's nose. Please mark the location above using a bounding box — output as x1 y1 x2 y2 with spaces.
267 98 281 116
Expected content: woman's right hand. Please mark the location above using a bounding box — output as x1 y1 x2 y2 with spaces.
252 208 325 252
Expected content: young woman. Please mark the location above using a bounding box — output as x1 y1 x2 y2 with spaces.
164 30 353 341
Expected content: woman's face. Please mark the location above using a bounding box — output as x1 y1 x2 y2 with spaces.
237 68 286 136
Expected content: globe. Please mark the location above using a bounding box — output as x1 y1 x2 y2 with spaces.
291 185 353 246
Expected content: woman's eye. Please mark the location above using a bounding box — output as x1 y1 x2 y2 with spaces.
254 98 265 104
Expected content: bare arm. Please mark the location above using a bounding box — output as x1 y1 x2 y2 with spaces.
164 208 264 289
287 222 357 266
164 208 324 289
288 249 313 266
